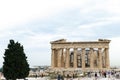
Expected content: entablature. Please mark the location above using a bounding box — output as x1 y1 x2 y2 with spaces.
51 39 110 49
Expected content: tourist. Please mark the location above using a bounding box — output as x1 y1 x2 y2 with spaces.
61 75 64 80
41 73 44 78
66 74 69 80
88 72 91 77
99 71 102 77
70 76 73 80
108 71 111 78
35 74 37 78
57 74 61 80
104 71 106 78
95 72 97 80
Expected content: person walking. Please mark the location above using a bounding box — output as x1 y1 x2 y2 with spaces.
104 72 106 78
57 74 61 80
95 72 97 80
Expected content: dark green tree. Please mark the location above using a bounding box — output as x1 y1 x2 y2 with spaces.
3 40 30 80
0 67 2 72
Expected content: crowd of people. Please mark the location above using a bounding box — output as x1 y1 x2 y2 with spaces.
1 70 120 80
87 70 120 79
56 70 120 80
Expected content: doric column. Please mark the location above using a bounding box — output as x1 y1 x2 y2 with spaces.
98 48 102 69
57 48 62 68
90 48 94 69
74 48 77 68
105 48 110 69
82 48 85 69
61 49 64 67
51 49 55 68
65 48 70 68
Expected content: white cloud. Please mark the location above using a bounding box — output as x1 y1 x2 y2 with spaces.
0 0 88 29
105 0 120 14
1 0 120 67
78 15 120 29
0 0 120 30
79 21 110 29
80 0 120 15
109 37 120 67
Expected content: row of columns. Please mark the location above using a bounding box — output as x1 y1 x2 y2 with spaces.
51 48 110 69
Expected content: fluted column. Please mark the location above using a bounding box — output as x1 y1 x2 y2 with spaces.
61 49 64 67
65 48 70 68
57 49 62 68
105 48 110 68
82 48 85 69
90 48 94 69
74 48 77 68
98 48 102 69
51 49 55 68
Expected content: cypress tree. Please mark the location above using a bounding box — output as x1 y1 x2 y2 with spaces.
0 67 2 72
3 40 30 80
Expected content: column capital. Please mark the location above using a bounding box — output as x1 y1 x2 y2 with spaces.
66 48 70 50
57 48 63 50
74 48 78 51
98 48 102 50
51 48 56 50
90 48 94 50
82 48 85 50
105 48 109 50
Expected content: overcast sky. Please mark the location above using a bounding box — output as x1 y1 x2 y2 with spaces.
0 0 120 67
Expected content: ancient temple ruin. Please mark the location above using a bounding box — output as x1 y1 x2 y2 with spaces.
50 39 110 70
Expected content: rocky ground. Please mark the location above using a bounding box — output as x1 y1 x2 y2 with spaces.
14 77 120 80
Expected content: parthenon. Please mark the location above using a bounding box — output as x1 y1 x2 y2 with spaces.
50 39 110 70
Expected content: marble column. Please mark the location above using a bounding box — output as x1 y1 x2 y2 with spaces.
90 48 94 69
98 48 102 69
82 48 85 69
51 49 55 68
105 48 110 68
57 49 62 68
74 48 77 68
65 48 70 68
61 49 64 67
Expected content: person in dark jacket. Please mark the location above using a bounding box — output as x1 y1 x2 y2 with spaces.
95 72 97 80
57 74 61 80
104 72 106 78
